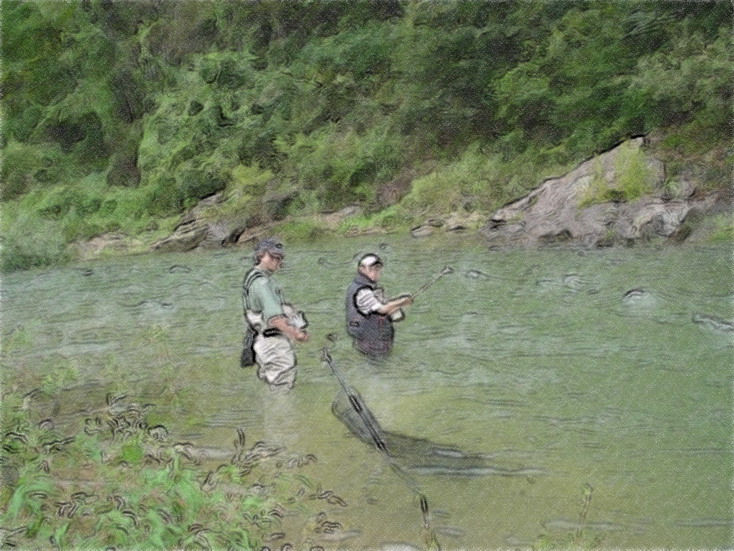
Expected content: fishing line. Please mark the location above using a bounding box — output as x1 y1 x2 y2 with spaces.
321 346 441 549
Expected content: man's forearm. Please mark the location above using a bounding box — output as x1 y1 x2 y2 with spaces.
269 315 308 341
378 295 412 315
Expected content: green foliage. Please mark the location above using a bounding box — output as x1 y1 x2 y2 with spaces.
41 357 80 394
276 121 402 211
338 204 412 234
615 141 652 201
199 164 273 223
402 143 569 215
273 218 328 242
0 391 349 549
534 483 605 550
120 440 145 465
1 142 59 201
2 0 731 269
0 207 70 272
578 159 609 208
630 26 732 135
3 324 35 353
709 215 734 244
578 142 652 208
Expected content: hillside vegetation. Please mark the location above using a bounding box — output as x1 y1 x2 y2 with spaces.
1 0 731 270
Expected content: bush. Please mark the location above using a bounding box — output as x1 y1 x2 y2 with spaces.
0 209 69 272
337 204 413 234
631 28 732 136
399 143 546 215
143 175 185 216
202 164 272 222
178 168 227 205
106 123 143 188
616 141 653 201
6 103 44 143
273 218 328 241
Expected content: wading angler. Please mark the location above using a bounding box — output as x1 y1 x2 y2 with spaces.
241 239 309 389
345 253 413 358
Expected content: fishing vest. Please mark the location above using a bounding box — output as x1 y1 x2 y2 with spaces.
345 273 394 356
243 268 305 337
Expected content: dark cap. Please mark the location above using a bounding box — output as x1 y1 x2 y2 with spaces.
358 253 383 269
255 238 285 259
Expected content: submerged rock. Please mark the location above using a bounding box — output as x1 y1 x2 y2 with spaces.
410 225 435 238
379 543 423 551
563 273 583 291
692 313 734 332
464 269 490 280
622 288 648 302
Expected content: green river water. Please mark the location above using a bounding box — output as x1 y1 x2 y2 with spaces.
2 234 732 549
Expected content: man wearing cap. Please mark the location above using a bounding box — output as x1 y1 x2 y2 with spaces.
242 238 309 389
345 253 413 358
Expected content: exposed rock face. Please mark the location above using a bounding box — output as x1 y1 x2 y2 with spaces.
75 232 142 260
143 138 729 254
151 193 245 253
481 137 730 247
151 199 364 253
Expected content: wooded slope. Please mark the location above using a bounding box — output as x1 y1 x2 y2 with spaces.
2 0 731 269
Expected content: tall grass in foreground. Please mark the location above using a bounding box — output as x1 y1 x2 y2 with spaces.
1 387 609 550
0 391 347 549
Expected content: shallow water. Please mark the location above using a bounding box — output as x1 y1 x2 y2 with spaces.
2 234 732 549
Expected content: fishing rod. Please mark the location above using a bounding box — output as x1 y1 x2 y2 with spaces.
409 265 454 300
321 345 441 549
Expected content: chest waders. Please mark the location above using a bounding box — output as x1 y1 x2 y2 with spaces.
345 274 394 357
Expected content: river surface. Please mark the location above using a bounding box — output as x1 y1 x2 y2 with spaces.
2 234 732 549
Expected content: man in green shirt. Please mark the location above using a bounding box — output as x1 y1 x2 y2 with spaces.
242 238 309 389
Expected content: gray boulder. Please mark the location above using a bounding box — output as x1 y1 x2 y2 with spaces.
152 193 246 252
481 137 729 247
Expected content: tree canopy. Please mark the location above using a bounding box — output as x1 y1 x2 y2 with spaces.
1 0 731 269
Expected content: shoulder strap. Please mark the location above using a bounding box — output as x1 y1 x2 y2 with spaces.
243 269 265 311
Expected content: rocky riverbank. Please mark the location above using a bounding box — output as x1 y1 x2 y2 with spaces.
480 137 731 248
76 138 730 261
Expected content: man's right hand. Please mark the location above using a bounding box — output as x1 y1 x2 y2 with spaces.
397 294 414 307
270 316 309 343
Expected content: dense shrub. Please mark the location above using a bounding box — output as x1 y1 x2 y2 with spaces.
1 209 69 272
1 0 731 269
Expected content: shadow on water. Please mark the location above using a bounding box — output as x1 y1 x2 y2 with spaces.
331 387 546 478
